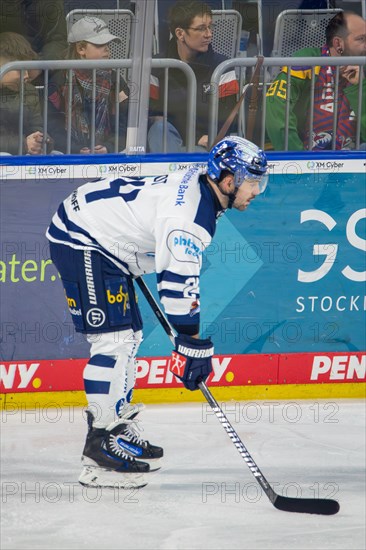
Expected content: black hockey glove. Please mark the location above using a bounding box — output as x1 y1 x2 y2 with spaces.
170 334 214 391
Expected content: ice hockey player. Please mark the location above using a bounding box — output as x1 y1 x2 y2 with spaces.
46 136 268 488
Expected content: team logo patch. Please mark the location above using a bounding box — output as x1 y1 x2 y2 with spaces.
312 131 332 150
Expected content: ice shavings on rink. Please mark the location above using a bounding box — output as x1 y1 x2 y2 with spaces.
1 399 365 550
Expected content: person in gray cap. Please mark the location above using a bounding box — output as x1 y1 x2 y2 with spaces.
48 16 130 154
67 16 122 48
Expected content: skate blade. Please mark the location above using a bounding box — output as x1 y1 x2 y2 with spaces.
78 466 147 489
144 458 162 472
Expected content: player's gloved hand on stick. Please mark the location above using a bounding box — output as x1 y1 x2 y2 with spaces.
170 334 214 391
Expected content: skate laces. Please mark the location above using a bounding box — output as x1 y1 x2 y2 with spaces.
122 419 147 447
106 434 136 460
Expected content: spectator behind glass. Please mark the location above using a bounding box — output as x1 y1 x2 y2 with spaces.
48 16 130 155
0 0 67 60
0 32 53 156
148 0 239 153
156 0 232 56
265 11 366 151
0 0 67 82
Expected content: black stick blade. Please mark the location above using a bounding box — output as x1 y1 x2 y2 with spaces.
274 496 340 515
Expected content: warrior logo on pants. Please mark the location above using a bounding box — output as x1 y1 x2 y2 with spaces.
86 308 106 327
84 250 97 305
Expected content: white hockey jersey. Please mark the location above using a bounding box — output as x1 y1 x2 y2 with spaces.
46 165 223 331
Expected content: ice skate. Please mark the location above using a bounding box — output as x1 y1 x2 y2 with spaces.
107 403 164 471
79 412 150 489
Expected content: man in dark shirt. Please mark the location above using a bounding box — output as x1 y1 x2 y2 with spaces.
148 0 239 152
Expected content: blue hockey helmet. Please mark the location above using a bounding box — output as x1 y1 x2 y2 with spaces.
207 136 268 193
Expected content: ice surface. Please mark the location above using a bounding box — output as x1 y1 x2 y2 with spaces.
1 399 365 550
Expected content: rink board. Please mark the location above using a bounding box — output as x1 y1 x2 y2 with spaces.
1 352 365 409
0 152 365 407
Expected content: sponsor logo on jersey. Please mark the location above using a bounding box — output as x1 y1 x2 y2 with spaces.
175 183 189 206
174 165 199 205
167 230 203 264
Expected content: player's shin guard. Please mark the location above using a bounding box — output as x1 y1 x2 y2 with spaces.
83 329 141 427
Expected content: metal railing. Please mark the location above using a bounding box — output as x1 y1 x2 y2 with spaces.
208 56 365 151
0 55 364 156
0 57 197 155
0 59 130 155
150 59 197 152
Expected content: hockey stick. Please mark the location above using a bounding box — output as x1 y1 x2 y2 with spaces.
135 275 340 515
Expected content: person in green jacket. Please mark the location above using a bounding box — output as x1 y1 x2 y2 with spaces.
266 11 366 151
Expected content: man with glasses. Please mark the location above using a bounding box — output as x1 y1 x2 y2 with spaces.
148 0 239 152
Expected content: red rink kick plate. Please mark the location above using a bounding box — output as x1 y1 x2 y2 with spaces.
1 352 364 395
